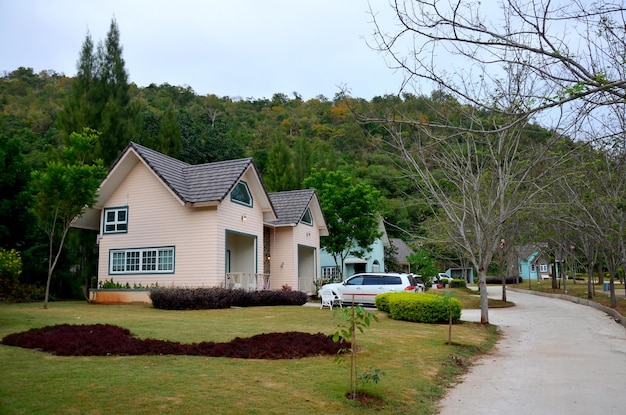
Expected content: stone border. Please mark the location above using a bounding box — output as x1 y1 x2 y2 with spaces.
509 288 626 329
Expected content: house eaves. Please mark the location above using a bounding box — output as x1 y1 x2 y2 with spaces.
72 142 278 229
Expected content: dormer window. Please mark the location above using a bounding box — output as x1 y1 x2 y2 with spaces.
231 181 252 207
301 207 313 225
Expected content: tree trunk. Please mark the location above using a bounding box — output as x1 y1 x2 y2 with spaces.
587 262 595 299
478 268 489 325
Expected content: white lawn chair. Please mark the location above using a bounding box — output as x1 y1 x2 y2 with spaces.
319 289 342 309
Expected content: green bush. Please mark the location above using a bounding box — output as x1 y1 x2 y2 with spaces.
0 248 23 300
380 293 461 323
374 291 413 312
149 287 308 310
449 279 467 288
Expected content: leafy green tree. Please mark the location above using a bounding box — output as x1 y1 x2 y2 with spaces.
304 169 382 279
407 250 438 285
0 133 33 249
156 104 182 158
30 129 107 308
180 115 244 164
292 136 312 187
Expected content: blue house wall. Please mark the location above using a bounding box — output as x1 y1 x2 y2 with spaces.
320 236 386 281
517 245 550 280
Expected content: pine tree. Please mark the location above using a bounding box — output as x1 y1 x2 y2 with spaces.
58 19 140 167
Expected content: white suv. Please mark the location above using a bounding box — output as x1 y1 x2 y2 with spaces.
320 273 425 305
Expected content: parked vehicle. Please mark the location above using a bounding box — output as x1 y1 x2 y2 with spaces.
435 273 452 284
320 272 424 305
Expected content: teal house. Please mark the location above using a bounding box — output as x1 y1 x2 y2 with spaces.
516 243 550 280
320 220 389 281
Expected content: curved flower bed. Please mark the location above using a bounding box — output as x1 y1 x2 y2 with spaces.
1 324 345 359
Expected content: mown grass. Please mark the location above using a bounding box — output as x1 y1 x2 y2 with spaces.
436 287 514 310
0 294 499 415
513 279 626 316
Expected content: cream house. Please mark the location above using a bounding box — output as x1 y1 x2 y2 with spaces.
72 142 328 301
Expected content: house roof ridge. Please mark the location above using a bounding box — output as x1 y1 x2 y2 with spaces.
129 141 191 201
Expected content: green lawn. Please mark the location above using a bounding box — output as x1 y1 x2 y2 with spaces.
0 297 499 415
513 279 626 316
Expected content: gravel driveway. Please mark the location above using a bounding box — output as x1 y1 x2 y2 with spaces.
437 287 626 415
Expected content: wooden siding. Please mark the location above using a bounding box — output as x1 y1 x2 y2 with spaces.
216 170 265 277
268 216 320 291
98 162 220 287
95 160 323 293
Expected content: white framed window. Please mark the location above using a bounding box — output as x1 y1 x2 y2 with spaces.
530 264 536 272
321 266 340 279
104 207 128 234
301 207 313 226
231 181 252 207
540 264 548 273
109 247 175 274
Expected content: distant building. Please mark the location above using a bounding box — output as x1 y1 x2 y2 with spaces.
320 220 389 280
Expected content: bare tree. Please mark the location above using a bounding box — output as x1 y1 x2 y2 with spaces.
363 0 626 323
368 0 626 130
381 110 566 323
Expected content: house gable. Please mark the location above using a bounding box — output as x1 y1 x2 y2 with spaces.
267 189 328 236
73 142 277 230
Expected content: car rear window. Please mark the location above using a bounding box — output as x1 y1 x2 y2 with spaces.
382 276 402 285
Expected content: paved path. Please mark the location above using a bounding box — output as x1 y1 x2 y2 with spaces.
437 287 626 415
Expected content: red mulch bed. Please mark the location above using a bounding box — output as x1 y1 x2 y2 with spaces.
1 324 346 359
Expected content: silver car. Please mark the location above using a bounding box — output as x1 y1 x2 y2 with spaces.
320 272 424 305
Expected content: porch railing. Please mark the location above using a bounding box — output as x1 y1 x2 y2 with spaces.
225 273 271 291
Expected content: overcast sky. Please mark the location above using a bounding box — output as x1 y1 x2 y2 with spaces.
0 0 408 100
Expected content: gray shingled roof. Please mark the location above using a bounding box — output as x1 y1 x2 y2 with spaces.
268 189 315 226
390 238 413 263
129 142 255 204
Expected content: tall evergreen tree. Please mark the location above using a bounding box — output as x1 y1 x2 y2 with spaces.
58 19 140 167
96 19 139 165
58 33 98 142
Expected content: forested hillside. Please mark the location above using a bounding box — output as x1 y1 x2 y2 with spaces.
0 63 440 297
0 62 566 299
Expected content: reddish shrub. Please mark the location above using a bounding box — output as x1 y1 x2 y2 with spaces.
1 324 346 359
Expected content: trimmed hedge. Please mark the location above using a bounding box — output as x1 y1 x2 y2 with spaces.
149 287 308 310
375 292 462 323
449 279 467 288
374 291 400 312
